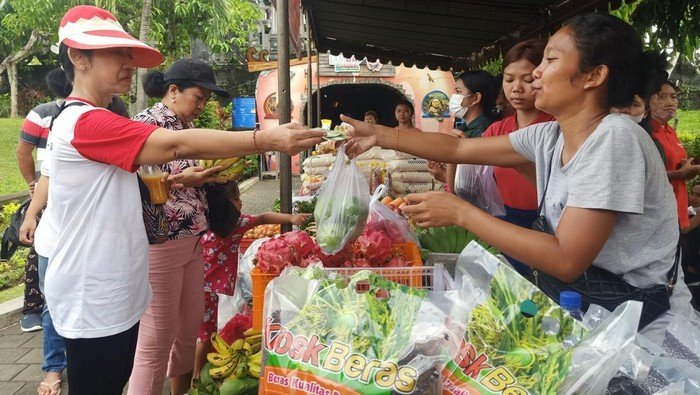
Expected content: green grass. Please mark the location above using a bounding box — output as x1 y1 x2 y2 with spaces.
0 118 27 196
0 283 24 304
677 109 700 134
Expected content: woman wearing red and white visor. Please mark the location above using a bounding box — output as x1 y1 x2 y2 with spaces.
43 6 323 394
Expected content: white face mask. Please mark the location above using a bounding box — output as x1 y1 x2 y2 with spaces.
624 113 644 124
449 93 472 119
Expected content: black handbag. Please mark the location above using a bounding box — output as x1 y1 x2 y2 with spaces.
1 199 32 260
528 147 680 330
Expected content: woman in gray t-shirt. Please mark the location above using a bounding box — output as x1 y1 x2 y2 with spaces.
341 13 699 342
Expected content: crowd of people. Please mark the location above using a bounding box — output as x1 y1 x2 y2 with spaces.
8 4 700 395
342 12 700 343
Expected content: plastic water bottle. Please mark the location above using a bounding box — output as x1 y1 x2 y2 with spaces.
560 291 584 348
560 291 584 320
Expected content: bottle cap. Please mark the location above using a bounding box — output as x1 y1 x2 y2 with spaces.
559 291 582 310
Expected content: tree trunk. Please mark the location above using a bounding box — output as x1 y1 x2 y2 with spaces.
0 30 39 76
135 0 153 113
667 51 681 77
8 62 19 118
0 30 39 111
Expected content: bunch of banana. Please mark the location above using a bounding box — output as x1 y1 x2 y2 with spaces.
247 350 262 378
208 335 252 380
198 157 250 181
243 327 262 353
242 327 263 377
208 330 269 383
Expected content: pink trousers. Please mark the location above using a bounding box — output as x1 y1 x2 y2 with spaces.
127 237 204 395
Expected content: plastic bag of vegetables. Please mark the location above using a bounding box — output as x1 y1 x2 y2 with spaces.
442 242 641 395
366 184 419 246
314 146 370 254
260 265 458 394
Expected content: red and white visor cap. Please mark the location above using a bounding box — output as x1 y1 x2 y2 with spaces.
58 5 163 68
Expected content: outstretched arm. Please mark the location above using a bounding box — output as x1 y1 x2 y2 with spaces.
257 212 311 226
341 115 529 167
135 123 324 165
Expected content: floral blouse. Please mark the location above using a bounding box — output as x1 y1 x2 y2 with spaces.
201 214 258 295
133 102 209 240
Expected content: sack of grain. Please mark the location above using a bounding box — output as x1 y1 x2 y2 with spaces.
392 180 437 195
390 171 434 183
303 165 332 176
381 149 420 161
386 158 429 172
356 147 390 160
301 153 336 168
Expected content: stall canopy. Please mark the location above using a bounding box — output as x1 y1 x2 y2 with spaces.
302 0 628 71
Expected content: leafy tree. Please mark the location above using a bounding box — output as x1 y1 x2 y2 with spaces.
0 0 128 117
1 0 262 116
611 0 700 75
149 0 262 61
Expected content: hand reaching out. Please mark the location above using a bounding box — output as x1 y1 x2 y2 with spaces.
339 114 380 158
167 166 227 188
289 213 312 226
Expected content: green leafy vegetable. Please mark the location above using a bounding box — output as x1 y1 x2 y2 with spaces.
418 225 498 254
461 264 588 393
287 271 426 361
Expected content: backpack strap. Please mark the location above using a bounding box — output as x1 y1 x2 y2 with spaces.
48 101 88 131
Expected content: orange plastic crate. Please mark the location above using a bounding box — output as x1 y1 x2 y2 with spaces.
250 242 422 330
251 267 276 330
238 238 256 256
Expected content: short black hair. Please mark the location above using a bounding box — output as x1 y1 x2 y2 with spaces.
564 13 667 109
455 70 500 120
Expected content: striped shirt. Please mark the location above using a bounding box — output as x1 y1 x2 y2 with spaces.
20 100 63 168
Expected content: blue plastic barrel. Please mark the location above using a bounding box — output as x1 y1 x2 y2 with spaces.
231 97 256 130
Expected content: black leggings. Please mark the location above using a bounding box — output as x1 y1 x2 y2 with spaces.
64 322 139 395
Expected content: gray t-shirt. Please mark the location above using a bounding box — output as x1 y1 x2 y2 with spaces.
509 113 698 339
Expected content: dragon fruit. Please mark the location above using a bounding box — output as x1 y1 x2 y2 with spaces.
280 231 320 259
351 230 392 264
299 255 323 268
318 245 352 268
341 257 372 268
256 237 297 275
348 257 372 268
385 256 411 267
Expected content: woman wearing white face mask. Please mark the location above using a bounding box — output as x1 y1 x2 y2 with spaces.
444 71 500 195
612 94 666 164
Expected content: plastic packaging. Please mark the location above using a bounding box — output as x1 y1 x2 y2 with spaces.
365 184 420 246
607 314 700 394
443 242 641 395
260 265 458 394
313 146 370 254
560 291 584 321
453 164 505 216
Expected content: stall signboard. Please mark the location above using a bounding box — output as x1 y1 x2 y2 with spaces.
329 54 361 73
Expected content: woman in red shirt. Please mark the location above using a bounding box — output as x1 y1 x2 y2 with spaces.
650 82 700 229
482 38 554 275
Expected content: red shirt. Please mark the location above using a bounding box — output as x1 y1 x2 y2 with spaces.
483 112 555 210
651 120 689 228
201 214 259 295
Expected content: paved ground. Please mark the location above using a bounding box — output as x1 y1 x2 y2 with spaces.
0 177 298 395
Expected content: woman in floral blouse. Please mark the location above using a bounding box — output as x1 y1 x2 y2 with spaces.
128 58 230 395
